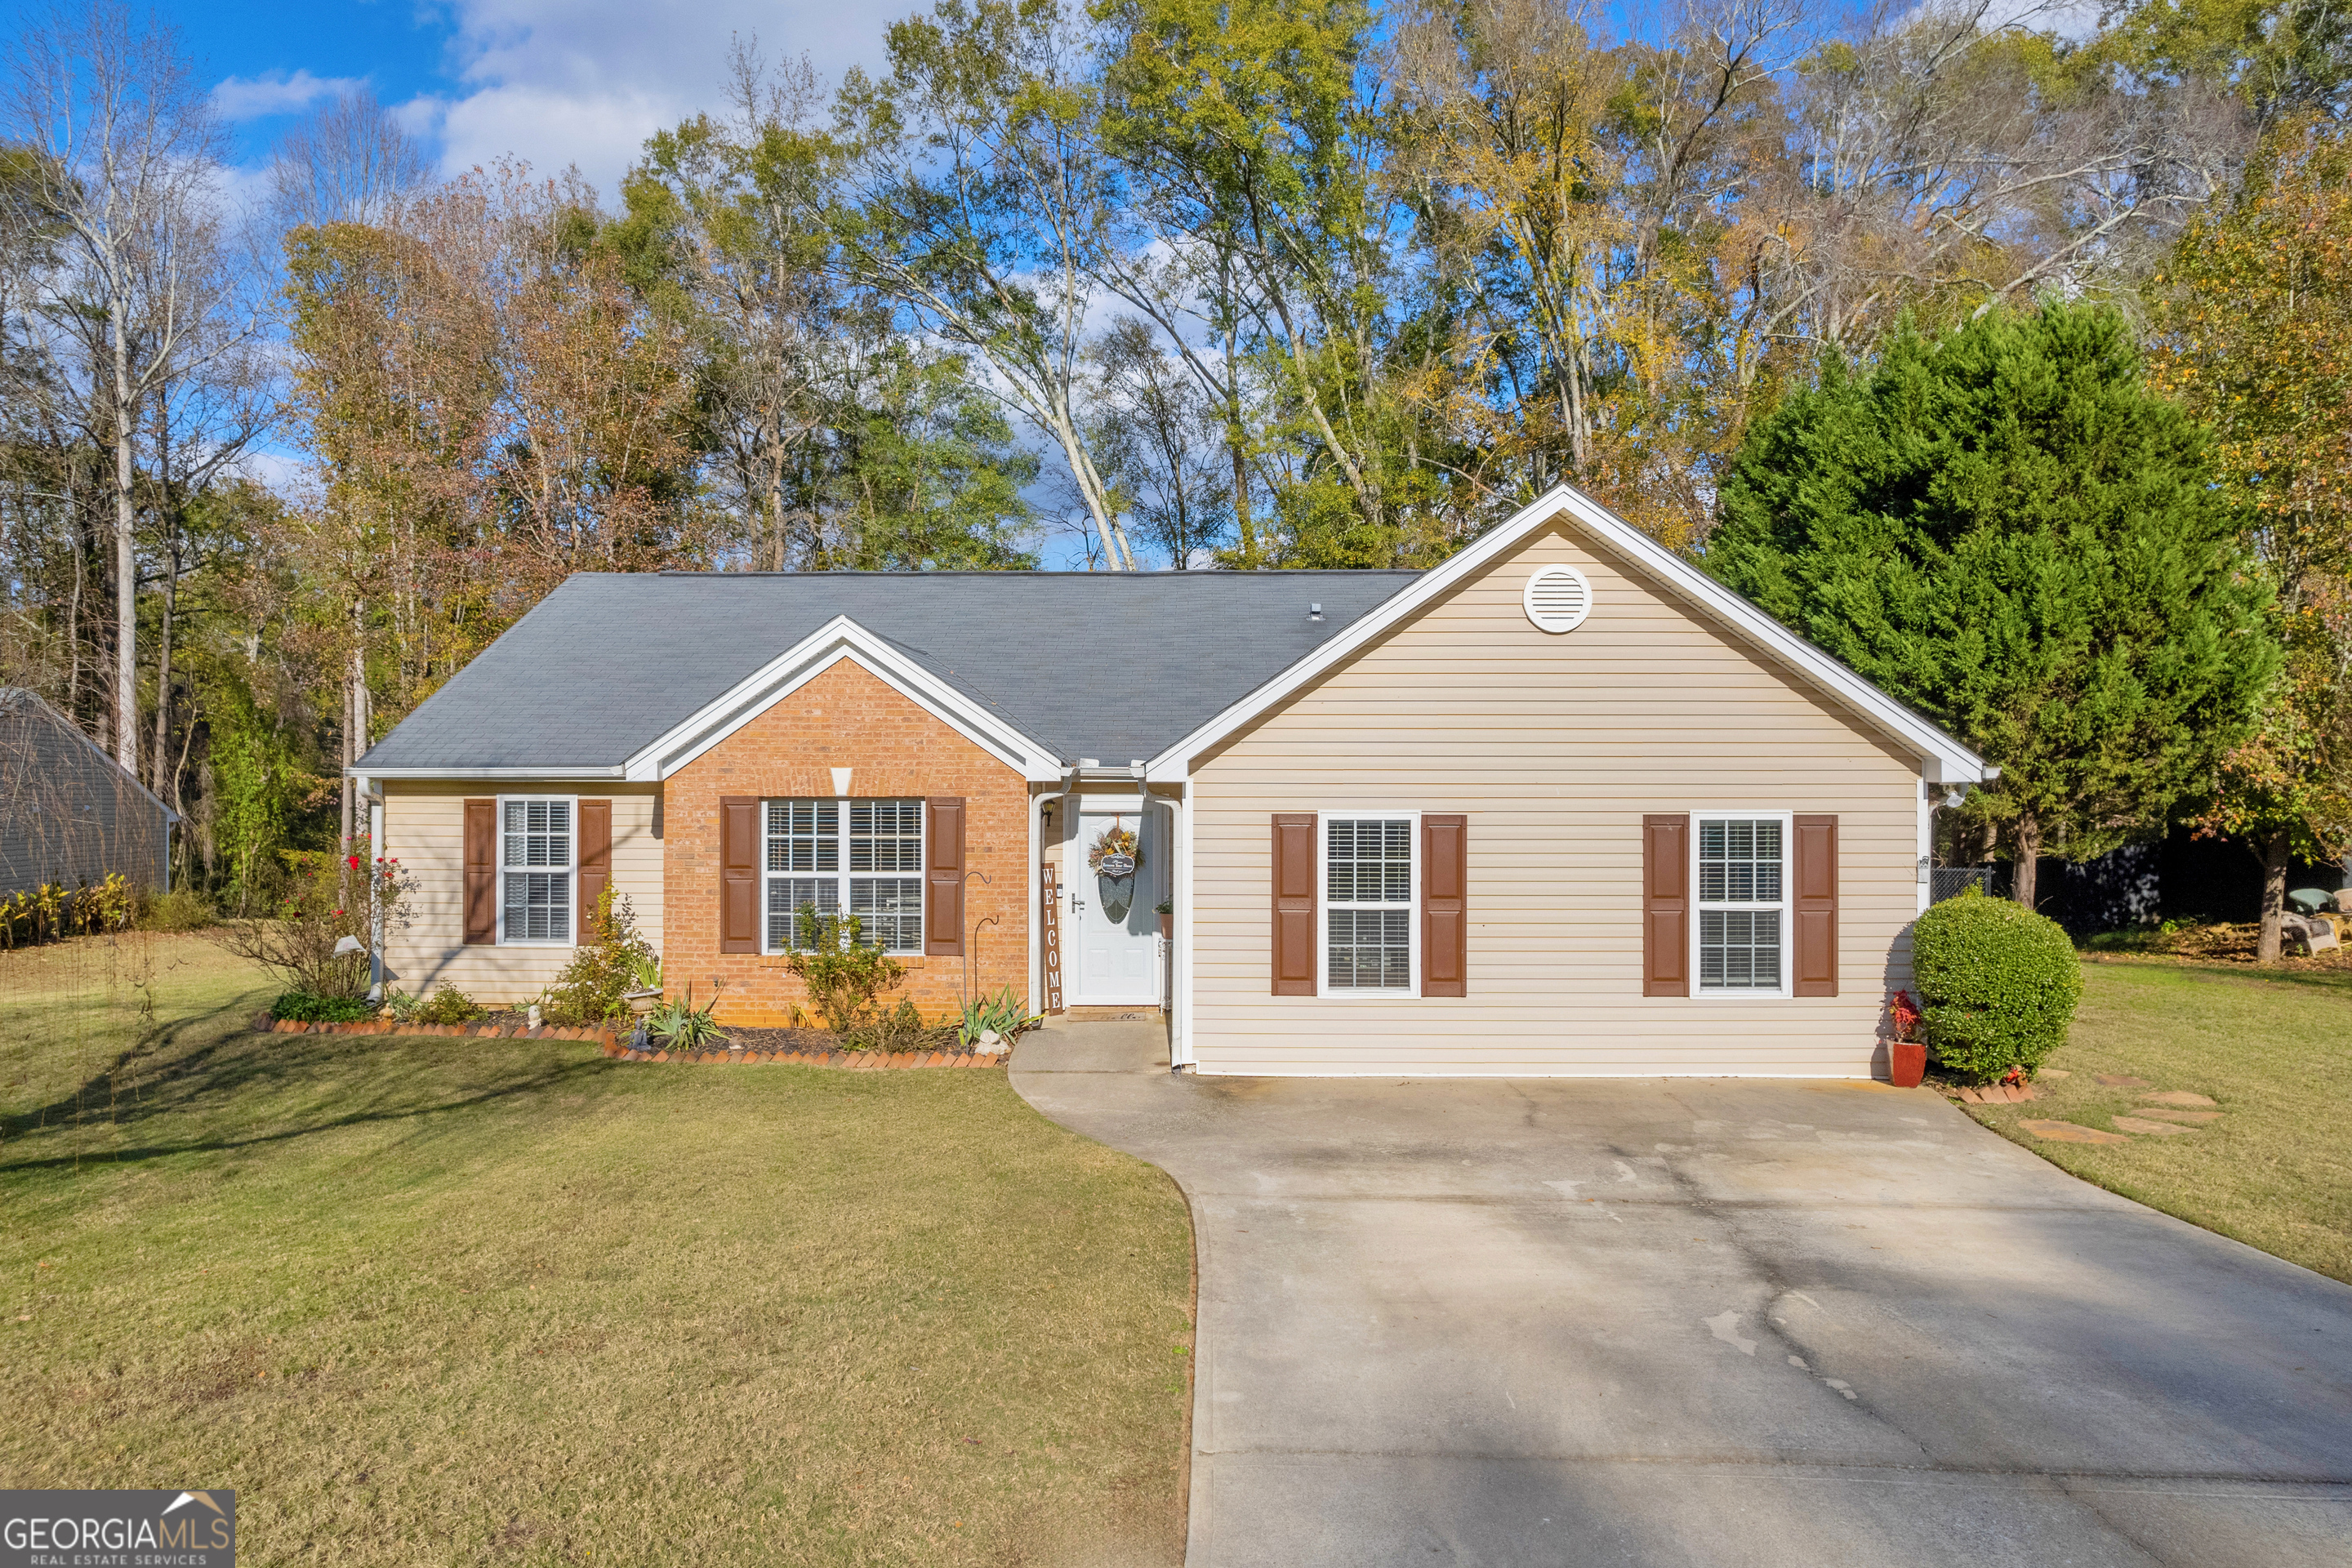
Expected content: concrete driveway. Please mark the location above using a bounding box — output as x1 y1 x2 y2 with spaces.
1013 1023 2352 1567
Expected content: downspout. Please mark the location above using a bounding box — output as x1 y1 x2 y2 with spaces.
1169 783 1194 1071
367 782 386 1000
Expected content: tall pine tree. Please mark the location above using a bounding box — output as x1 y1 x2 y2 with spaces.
1708 302 2274 909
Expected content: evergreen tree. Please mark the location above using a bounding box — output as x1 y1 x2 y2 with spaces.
1708 302 2275 909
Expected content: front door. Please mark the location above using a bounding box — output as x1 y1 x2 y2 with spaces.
1071 804 1164 1006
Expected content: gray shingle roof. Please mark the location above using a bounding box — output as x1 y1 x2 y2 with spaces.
356 570 1421 772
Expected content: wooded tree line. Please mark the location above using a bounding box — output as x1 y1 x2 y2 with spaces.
0 0 2345 932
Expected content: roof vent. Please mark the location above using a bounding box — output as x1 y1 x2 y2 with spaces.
1523 565 1593 634
1308 602 1323 621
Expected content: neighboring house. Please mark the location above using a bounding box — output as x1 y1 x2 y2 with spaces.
0 687 176 898
355 487 1989 1076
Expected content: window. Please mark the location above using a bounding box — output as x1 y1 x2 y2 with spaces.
1325 816 1414 991
764 799 924 953
1696 816 1785 991
501 798 573 943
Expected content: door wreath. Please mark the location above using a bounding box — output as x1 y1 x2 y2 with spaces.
1088 820 1141 880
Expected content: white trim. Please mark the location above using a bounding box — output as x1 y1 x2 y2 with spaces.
495 793 579 948
621 615 1065 784
1316 808 1422 1000
1170 787 1195 1067
1917 776 1935 917
1687 809 1793 1001
1144 485 1989 786
353 766 625 782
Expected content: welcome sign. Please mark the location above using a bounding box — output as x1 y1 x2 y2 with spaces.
1 1490 234 1566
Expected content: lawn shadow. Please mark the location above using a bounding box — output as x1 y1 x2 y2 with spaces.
0 1000 620 1175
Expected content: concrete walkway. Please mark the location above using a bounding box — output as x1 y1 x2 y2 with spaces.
1012 1022 2352 1567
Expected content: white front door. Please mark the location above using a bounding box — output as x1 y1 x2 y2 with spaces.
1070 805 1165 1006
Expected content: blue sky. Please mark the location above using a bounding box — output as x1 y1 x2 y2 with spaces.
72 0 915 200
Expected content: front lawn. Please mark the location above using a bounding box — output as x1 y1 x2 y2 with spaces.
1959 954 2352 1285
0 934 1192 1566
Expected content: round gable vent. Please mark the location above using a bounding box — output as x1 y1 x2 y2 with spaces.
1523 564 1593 634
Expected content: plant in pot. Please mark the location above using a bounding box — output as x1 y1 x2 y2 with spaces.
1155 898 1172 938
1883 989 1927 1087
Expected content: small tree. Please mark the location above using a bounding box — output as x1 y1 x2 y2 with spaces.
1709 301 2277 909
217 848 408 1000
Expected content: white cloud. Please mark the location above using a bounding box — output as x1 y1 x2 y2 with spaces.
401 0 911 199
212 68 365 122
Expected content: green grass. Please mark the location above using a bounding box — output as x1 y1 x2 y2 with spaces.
1961 955 2352 1285
0 935 1193 1566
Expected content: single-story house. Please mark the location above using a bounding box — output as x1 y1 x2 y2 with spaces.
354 486 1989 1076
0 686 177 898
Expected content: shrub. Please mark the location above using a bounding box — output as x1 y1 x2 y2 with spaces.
543 886 658 1025
414 986 483 1025
216 849 408 999
956 985 1033 1048
783 909 906 1033
844 996 928 1054
1911 889 2082 1081
649 984 726 1051
141 888 216 932
270 991 376 1023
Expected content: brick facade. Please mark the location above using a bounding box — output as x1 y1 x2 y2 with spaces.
660 659 1030 1026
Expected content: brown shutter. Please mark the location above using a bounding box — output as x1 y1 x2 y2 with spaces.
1793 814 1839 996
719 796 758 954
463 798 497 945
1272 813 1316 996
1642 814 1689 996
925 797 965 957
1421 814 1467 997
577 798 612 938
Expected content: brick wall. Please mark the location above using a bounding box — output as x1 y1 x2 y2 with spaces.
662 658 1030 1026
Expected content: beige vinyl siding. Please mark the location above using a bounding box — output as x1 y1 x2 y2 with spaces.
1188 522 1922 1076
381 782 662 1005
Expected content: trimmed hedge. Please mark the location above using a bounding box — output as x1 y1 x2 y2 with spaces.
1911 889 2082 1081
270 991 377 1023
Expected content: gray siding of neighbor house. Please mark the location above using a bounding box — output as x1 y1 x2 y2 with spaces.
0 689 173 898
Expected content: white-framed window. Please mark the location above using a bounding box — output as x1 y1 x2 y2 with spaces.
764 799 925 954
1692 813 1789 996
499 796 575 945
1321 811 1417 994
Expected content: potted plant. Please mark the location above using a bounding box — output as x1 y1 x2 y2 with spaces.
1156 898 1172 938
623 949 663 1018
1884 989 1927 1087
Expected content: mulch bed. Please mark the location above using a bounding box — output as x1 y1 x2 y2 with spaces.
2090 920 2352 971
249 1013 1006 1068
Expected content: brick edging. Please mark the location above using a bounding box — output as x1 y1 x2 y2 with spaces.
248 1013 1009 1068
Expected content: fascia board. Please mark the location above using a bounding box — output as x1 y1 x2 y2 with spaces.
622 616 1063 783
351 766 626 782
1147 483 1989 785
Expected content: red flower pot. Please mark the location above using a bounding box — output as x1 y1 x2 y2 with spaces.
1886 1039 1927 1089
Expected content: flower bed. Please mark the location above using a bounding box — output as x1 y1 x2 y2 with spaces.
246 1013 1006 1067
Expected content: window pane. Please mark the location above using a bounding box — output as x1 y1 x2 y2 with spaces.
765 800 836 873
504 798 570 871
504 871 571 942
1329 908 1411 989
1697 817 1781 906
766 875 839 952
849 800 923 874
1699 908 1780 990
1327 817 1412 906
851 877 924 951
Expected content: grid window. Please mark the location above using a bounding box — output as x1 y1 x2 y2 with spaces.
763 800 924 953
1325 817 1414 991
500 799 572 943
1696 817 1784 991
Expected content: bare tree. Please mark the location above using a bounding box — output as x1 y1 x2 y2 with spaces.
265 85 434 230
5 3 236 770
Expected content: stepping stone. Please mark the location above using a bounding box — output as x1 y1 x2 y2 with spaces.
2136 1107 2221 1125
2094 1074 2149 1087
2019 1120 2132 1145
2141 1090 2216 1107
2114 1116 2194 1136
